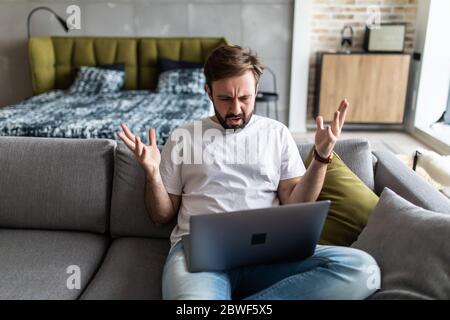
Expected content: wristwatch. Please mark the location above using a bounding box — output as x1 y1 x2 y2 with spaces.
313 147 333 164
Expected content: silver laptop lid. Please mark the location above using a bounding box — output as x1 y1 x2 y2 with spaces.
183 201 330 272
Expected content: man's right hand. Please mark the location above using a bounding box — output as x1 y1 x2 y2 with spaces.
117 123 161 178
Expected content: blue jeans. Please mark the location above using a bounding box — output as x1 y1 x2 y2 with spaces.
162 241 380 300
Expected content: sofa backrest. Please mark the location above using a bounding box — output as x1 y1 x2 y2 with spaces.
28 36 230 95
0 137 115 234
296 138 375 191
110 138 376 239
110 141 175 239
373 149 450 213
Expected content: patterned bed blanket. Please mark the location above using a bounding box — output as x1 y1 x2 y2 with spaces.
0 90 212 145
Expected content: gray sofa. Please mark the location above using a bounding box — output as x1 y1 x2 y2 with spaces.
0 136 449 300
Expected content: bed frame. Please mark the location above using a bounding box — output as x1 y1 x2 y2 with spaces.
28 36 230 95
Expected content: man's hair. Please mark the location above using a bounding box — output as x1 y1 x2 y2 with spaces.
203 45 264 90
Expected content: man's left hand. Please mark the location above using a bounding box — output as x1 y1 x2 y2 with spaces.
314 99 349 158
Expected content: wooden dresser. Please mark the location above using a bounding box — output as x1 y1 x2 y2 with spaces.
315 53 411 124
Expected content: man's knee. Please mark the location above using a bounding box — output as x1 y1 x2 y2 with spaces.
317 245 380 299
162 272 232 300
164 284 231 300
168 291 228 300
342 248 381 299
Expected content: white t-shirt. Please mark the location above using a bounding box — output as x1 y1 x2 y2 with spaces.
159 115 306 247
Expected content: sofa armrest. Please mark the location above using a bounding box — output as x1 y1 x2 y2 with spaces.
373 150 450 213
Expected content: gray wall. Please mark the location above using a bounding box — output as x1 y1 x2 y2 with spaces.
0 0 293 124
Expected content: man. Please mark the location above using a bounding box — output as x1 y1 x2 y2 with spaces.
117 45 379 300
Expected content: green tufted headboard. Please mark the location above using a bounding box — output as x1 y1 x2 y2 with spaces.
28 36 230 95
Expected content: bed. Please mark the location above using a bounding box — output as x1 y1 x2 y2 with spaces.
0 36 229 144
0 90 212 145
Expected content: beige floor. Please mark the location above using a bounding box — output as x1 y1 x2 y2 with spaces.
291 130 432 156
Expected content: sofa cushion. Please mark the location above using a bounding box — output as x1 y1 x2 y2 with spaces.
0 229 109 300
110 141 176 238
0 137 115 233
80 237 170 300
352 188 450 300
112 139 375 238
297 139 375 191
305 149 379 246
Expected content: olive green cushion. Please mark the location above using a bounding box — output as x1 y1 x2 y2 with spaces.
29 37 230 95
305 148 379 246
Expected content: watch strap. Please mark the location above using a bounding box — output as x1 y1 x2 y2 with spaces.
313 147 333 164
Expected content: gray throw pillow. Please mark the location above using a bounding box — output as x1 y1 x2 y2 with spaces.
352 188 450 300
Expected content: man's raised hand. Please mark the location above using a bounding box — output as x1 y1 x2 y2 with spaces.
314 99 349 159
117 123 161 177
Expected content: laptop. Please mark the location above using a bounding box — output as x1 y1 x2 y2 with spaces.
182 201 330 272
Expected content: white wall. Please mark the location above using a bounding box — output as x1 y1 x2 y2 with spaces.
0 0 294 125
288 0 311 133
413 0 450 128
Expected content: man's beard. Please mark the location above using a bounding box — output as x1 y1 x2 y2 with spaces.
213 103 254 131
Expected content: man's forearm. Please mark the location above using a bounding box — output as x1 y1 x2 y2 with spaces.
145 170 177 225
287 159 328 203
